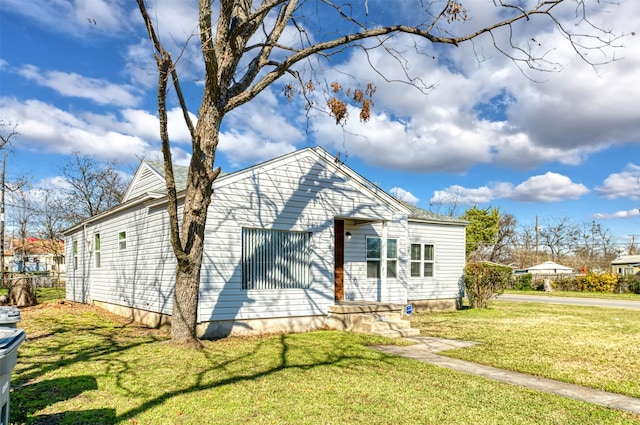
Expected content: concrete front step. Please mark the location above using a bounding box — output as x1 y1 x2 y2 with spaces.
327 302 420 338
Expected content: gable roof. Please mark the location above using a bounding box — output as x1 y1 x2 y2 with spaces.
72 146 466 232
396 199 468 226
526 261 573 271
611 255 640 266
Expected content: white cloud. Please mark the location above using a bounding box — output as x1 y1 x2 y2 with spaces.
17 65 140 107
510 172 589 202
218 89 305 167
0 97 154 162
303 1 640 174
0 0 133 38
431 172 588 205
595 164 640 200
389 187 419 204
593 209 640 220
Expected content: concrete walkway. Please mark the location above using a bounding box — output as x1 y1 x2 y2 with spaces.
371 336 640 415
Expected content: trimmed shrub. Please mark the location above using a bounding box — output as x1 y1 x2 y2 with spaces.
576 272 619 292
464 262 511 309
620 276 640 294
512 273 533 290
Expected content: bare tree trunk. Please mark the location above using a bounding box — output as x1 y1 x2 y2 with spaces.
172 264 201 344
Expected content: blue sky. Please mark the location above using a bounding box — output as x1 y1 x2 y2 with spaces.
0 1 639 246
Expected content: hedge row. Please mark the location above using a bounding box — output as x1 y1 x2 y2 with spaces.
510 272 640 294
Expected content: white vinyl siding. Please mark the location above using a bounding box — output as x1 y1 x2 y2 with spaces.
242 228 311 290
407 221 466 302
198 151 406 320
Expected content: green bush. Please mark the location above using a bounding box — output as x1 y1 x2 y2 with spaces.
576 272 619 292
511 273 533 290
464 262 511 309
620 276 640 294
551 275 579 292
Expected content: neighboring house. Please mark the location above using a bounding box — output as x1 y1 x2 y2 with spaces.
9 238 65 275
518 261 574 276
611 255 640 277
63 147 467 338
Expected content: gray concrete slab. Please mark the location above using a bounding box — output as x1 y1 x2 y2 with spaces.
371 337 640 415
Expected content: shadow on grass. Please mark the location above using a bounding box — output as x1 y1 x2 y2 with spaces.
15 304 400 424
114 332 393 423
11 375 116 425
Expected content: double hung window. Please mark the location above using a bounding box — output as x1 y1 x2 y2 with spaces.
410 243 434 277
366 237 398 278
94 233 101 268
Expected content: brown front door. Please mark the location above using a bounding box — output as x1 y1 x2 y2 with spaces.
334 219 344 301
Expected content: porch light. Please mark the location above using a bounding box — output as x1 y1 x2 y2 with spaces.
345 232 352 240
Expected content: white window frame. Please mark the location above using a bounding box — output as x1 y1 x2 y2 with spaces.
366 237 381 278
242 228 311 290
94 233 101 269
367 237 398 279
118 230 127 251
73 240 78 271
410 243 435 278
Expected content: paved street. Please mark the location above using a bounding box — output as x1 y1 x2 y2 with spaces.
495 293 640 310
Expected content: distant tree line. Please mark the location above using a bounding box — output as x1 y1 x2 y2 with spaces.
461 205 620 272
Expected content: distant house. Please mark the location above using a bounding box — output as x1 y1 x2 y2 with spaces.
63 146 467 338
611 255 640 277
8 238 65 275
519 261 574 276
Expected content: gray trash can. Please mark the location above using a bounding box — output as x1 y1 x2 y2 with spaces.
0 308 20 328
0 328 25 425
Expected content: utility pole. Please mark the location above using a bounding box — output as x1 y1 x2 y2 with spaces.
1 151 5 287
535 215 539 264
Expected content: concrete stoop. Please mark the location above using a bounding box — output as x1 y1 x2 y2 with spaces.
327 301 420 338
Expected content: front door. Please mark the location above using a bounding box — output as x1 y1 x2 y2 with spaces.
334 219 344 301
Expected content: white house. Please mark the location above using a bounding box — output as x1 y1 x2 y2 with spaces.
523 261 574 275
611 255 640 276
63 147 467 338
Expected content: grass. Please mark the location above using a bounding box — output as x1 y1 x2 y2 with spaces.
412 301 640 398
9 298 640 424
503 289 640 301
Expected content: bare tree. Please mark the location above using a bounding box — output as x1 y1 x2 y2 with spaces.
136 0 622 344
60 150 127 224
1 121 19 286
38 189 67 287
538 217 580 262
573 220 617 270
488 213 518 264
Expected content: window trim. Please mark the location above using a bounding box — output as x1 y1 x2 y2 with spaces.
366 236 381 279
118 230 127 251
73 240 78 271
366 237 398 279
94 233 101 269
410 243 435 278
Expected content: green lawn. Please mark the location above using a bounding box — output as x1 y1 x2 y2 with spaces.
412 301 640 398
10 299 640 424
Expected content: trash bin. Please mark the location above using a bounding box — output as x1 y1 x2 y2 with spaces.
0 308 20 328
0 328 25 425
